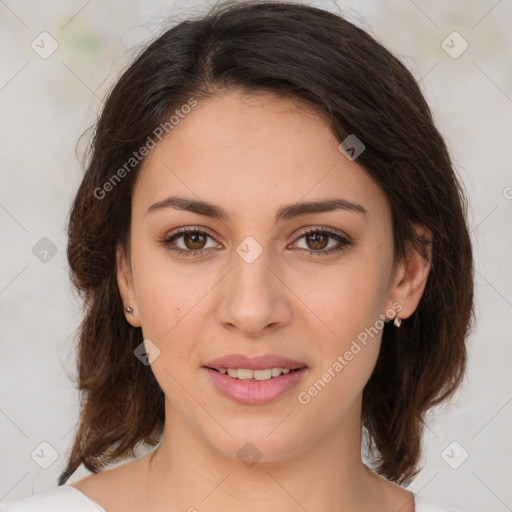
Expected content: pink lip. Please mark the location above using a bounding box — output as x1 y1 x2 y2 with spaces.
203 366 308 405
203 353 307 371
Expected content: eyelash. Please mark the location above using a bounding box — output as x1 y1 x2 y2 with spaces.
160 226 353 258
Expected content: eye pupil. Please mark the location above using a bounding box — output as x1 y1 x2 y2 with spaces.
185 233 206 250
307 233 328 250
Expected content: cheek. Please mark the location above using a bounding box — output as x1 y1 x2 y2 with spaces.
298 247 392 395
294 274 387 432
310 256 391 345
129 243 206 355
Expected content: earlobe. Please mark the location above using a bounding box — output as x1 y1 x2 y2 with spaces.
388 225 432 321
116 245 141 328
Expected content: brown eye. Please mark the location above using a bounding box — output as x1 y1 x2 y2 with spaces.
162 226 352 258
182 232 208 250
162 228 219 256
293 227 353 256
305 232 329 251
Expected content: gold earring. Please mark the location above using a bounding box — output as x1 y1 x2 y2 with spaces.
393 316 402 328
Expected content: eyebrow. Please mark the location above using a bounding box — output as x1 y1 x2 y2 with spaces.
145 195 367 223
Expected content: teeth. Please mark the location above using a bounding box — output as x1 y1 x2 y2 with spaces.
217 367 297 381
238 368 254 380
254 369 272 380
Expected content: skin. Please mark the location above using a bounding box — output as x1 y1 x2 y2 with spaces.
72 91 431 512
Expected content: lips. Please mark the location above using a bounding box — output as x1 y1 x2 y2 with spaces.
204 366 308 405
203 353 308 371
202 353 308 405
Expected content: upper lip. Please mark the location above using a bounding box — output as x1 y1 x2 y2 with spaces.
203 353 308 371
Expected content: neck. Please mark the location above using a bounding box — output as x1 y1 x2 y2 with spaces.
138 398 414 512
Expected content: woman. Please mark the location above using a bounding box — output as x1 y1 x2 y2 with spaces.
1 1 473 511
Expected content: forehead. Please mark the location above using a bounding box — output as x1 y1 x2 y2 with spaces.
132 92 390 227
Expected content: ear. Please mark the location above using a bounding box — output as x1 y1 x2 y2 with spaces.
386 225 432 320
116 244 141 328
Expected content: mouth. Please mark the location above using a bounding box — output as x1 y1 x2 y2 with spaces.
203 353 308 372
201 354 309 405
204 366 306 381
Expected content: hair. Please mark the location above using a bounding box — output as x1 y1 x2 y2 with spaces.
59 0 474 486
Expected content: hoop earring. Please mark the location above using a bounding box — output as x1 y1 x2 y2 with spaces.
125 306 133 315
393 316 402 328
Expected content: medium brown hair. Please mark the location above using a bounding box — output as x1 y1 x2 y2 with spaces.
59 0 474 486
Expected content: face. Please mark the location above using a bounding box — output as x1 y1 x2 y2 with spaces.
117 91 429 464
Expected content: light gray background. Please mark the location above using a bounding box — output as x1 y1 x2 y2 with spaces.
1 0 511 510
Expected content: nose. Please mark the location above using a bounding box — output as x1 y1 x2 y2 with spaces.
216 247 293 338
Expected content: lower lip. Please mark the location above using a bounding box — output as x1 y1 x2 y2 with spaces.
203 367 308 405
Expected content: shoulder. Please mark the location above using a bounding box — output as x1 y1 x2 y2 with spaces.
0 485 106 512
414 494 461 512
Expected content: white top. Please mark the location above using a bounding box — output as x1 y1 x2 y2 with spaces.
0 485 106 511
0 485 460 511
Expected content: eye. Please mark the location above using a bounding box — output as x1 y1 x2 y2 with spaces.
291 227 353 256
160 226 353 257
161 227 220 257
